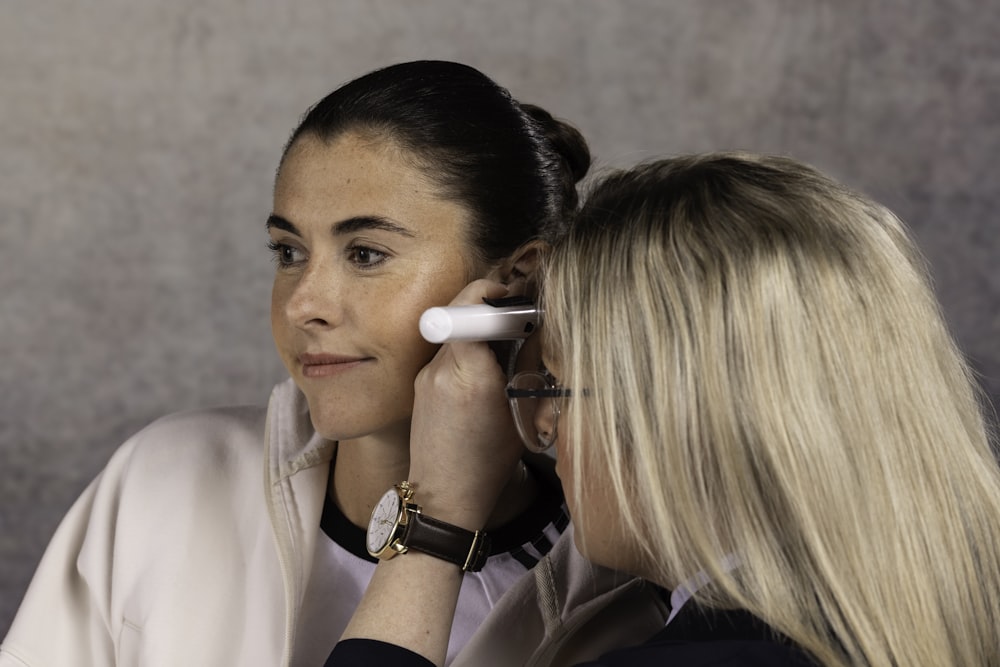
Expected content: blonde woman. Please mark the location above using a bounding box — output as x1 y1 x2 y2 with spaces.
326 153 1000 666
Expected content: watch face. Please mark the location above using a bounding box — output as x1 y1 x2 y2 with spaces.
367 488 401 554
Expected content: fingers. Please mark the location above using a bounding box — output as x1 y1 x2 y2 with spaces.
408 279 525 521
445 278 510 308
432 279 512 380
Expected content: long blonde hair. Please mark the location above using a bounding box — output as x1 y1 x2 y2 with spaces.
544 153 1000 665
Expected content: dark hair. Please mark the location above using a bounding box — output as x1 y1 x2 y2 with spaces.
283 60 591 262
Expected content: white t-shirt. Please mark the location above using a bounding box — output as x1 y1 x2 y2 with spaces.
294 466 568 665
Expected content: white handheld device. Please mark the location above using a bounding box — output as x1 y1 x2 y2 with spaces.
419 298 540 343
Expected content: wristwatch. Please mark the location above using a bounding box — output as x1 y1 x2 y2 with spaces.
366 481 491 572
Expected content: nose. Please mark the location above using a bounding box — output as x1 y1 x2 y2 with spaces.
280 263 342 330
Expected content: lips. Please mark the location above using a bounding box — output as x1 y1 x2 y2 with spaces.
298 353 371 378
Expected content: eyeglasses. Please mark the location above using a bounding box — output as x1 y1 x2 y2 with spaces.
505 370 573 452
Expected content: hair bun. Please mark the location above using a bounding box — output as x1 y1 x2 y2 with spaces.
520 103 592 185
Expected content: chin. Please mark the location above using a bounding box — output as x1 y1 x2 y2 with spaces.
571 525 604 562
571 527 590 557
303 399 366 442
305 397 412 444
572 524 641 575
308 411 371 443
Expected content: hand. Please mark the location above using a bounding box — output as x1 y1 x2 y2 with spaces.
407 279 526 530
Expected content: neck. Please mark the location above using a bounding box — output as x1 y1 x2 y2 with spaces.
330 426 539 531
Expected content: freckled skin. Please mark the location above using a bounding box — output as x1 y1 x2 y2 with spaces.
269 132 481 445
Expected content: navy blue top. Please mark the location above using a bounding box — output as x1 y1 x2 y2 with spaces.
326 601 816 666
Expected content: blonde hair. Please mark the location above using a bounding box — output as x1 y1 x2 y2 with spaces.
544 153 1000 665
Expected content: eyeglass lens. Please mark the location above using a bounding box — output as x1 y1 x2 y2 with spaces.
508 372 560 453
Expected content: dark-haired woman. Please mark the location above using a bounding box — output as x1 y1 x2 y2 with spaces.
1 61 666 667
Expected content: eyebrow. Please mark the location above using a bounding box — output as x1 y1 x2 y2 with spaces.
265 214 416 238
334 215 416 238
266 214 300 235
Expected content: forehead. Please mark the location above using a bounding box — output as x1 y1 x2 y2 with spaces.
274 131 471 239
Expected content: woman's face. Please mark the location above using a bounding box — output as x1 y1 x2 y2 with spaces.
543 351 639 573
269 131 482 442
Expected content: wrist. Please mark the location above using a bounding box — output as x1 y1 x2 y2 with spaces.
402 483 491 532
366 481 492 573
411 482 490 530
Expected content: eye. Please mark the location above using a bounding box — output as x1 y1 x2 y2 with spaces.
347 244 389 268
267 240 305 268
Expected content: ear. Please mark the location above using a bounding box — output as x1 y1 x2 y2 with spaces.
487 239 550 295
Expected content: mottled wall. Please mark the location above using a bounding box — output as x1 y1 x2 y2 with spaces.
2 0 998 634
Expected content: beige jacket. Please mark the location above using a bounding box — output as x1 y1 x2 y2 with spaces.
1 379 666 666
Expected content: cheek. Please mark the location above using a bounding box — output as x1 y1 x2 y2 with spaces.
270 279 286 322
270 280 293 353
561 428 634 569
374 267 469 360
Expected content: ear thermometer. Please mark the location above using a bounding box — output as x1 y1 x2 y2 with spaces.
419 297 540 343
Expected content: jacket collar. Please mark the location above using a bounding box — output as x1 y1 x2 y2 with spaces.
263 377 335 666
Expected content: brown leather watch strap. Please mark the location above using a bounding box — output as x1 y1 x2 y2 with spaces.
403 508 491 572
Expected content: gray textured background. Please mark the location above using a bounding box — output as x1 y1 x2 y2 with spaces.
2 0 998 636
